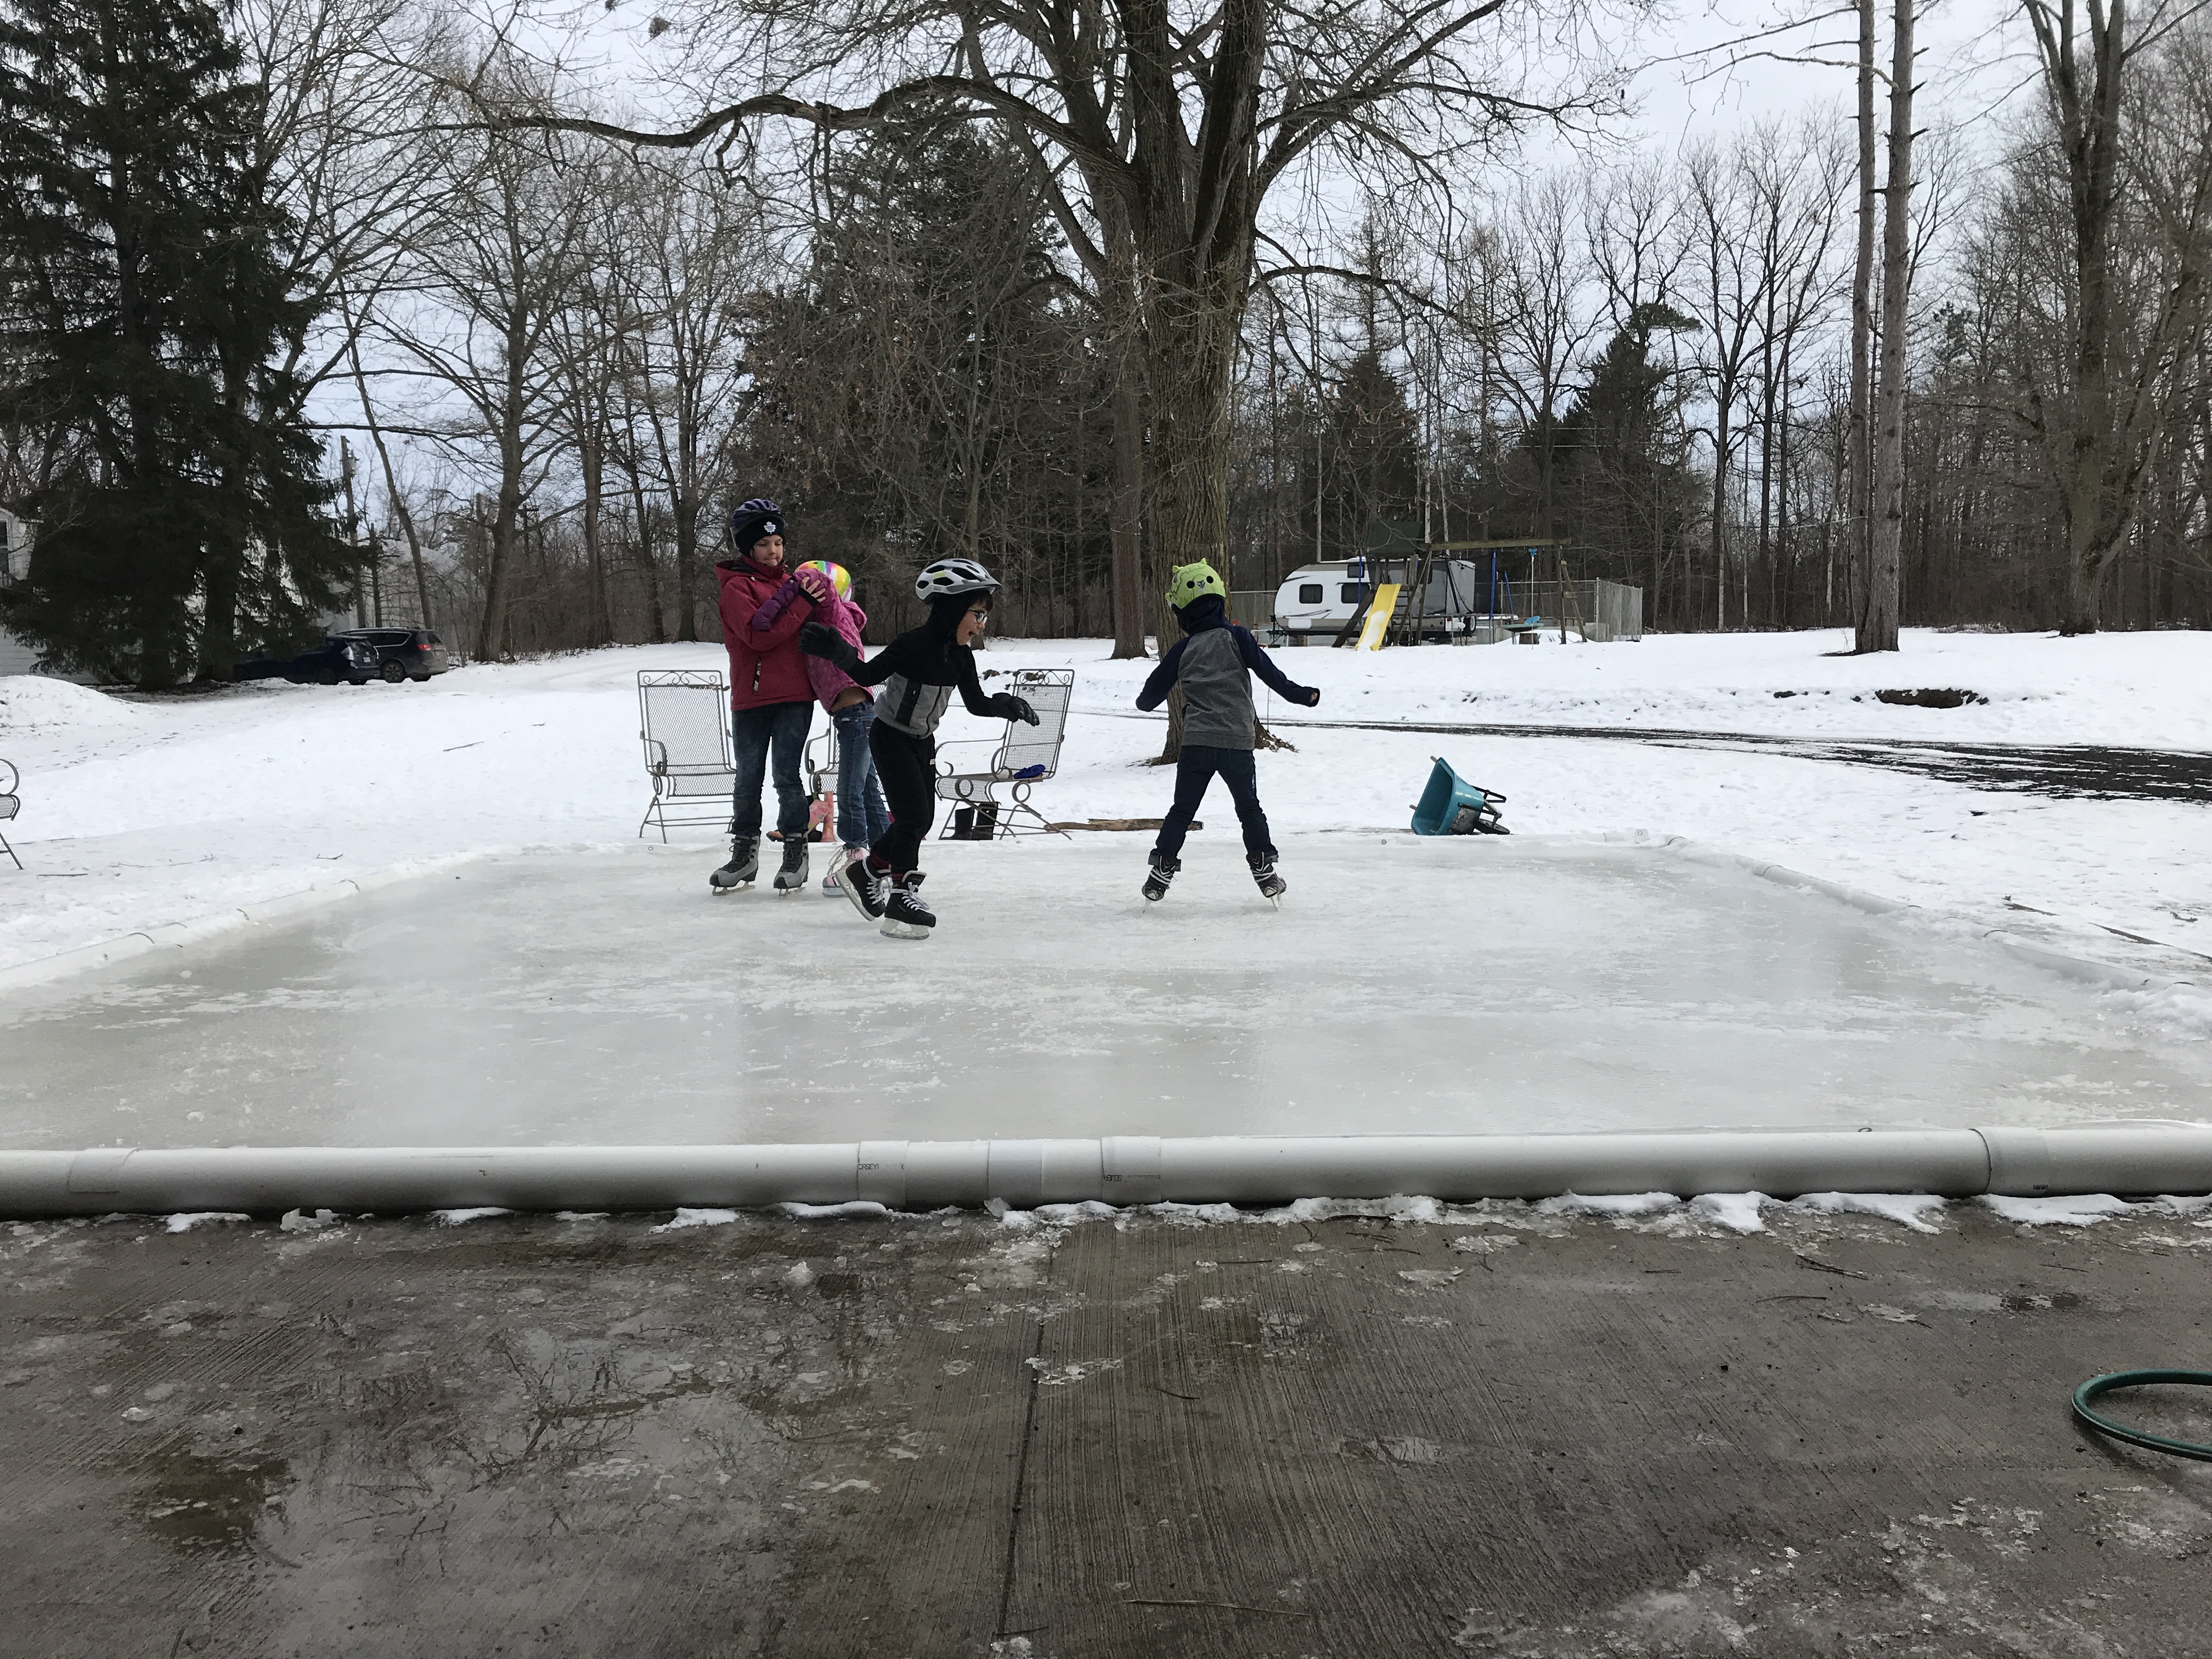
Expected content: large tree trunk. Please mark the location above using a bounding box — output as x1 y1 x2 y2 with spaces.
673 492 699 642
1109 350 1147 658
476 315 531 660
1847 0 1877 625
195 360 252 682
1858 0 1913 654
2053 2 2128 634
1140 246 1259 762
479 473 521 660
348 335 434 631
198 539 240 682
582 439 607 647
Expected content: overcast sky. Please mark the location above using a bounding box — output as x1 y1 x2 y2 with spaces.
552 0 2039 163
1621 0 2028 145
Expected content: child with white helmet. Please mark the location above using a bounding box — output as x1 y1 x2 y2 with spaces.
1135 560 1320 905
798 557 1040 938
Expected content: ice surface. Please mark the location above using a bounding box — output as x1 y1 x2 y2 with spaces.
5 838 2209 1149
7 631 2209 995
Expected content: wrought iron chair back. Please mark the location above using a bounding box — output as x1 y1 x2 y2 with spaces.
0 758 19 871
933 668 1076 839
637 670 736 839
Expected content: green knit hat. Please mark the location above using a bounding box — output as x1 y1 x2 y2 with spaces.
1165 561 1227 609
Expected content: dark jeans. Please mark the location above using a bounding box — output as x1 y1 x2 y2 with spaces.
833 700 892 849
868 721 937 874
731 701 812 839
1154 743 1273 861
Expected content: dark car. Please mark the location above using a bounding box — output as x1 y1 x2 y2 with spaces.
235 635 381 686
340 627 451 682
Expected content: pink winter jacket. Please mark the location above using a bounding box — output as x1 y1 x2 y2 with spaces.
804 594 872 712
749 575 873 713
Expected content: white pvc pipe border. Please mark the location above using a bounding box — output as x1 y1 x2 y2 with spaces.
4 1124 2210 1218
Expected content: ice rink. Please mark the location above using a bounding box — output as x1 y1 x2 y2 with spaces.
4 836 2204 1150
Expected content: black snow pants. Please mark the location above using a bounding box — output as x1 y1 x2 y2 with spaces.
868 721 938 874
1154 743 1273 862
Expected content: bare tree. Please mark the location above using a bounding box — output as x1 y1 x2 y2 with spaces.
1686 139 1769 628
487 0 1605 662
1847 0 1878 631
2012 0 2212 631
386 51 594 658
1856 0 1914 651
612 153 757 642
1495 173 1606 542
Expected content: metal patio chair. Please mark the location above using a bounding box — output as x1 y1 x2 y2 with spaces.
802 721 843 844
803 722 840 805
636 670 736 840
934 668 1076 839
0 759 19 870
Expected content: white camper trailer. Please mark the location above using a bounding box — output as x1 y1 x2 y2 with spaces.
1272 557 1488 642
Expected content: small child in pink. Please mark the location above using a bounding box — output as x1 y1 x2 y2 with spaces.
758 564 889 888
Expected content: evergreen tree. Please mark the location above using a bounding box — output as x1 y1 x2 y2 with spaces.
0 0 345 686
1294 348 1419 560
740 115 1086 610
1519 302 1701 585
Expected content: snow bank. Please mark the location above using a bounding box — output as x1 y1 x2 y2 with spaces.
0 675 140 734
1791 1192 1949 1233
1979 1193 2145 1226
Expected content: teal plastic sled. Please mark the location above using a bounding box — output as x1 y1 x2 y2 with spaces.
1410 757 1509 836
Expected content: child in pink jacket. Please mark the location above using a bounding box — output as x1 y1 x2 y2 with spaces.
754 563 890 890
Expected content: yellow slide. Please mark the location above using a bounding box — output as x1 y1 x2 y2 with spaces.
1356 583 1401 650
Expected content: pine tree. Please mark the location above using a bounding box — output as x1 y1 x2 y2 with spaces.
1538 302 1701 587
0 0 345 686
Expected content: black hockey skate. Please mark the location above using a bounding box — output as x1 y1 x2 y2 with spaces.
1142 855 1180 902
1248 849 1286 907
772 838 810 895
881 873 934 940
840 850 888 920
710 834 759 893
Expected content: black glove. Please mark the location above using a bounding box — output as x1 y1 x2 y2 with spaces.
991 693 1040 726
1302 686 1321 707
798 620 858 673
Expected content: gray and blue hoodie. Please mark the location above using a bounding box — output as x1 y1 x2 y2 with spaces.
1136 595 1318 749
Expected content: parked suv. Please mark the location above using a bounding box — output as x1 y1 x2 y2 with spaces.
234 635 381 686
339 627 450 682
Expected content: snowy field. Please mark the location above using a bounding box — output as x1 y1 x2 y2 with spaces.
1 627 2208 1146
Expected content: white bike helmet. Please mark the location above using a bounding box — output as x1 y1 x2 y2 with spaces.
914 557 1000 602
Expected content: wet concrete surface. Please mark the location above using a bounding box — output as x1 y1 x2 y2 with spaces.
7 1203 2212 1657
1267 716 2212 804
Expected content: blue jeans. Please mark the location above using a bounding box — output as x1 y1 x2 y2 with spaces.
833 700 891 849
1155 744 1273 861
731 701 812 838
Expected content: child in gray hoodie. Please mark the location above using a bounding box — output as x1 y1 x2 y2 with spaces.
1133 561 1319 903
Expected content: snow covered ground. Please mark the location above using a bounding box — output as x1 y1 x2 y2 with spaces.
2 627 2206 1006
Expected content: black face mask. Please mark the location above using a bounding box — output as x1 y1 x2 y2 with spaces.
926 594 984 636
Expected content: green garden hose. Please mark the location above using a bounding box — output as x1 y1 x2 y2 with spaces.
2072 1370 2212 1462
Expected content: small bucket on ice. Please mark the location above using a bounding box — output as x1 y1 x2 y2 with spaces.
1410 757 1508 837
